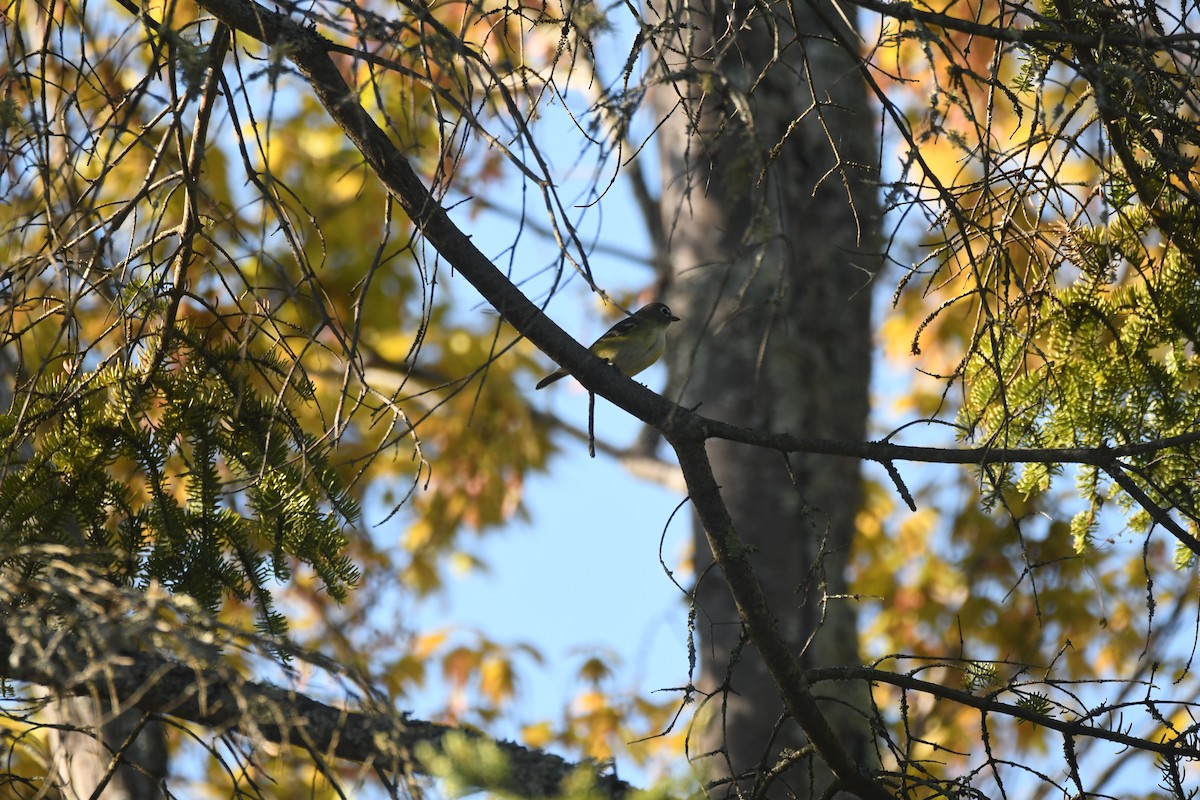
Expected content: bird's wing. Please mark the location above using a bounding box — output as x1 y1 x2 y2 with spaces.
596 315 638 341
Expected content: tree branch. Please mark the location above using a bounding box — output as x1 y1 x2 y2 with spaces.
147 4 1200 793
185 0 1200 476
189 0 676 423
807 664 1200 761
671 437 896 800
840 0 1200 53
0 562 634 799
699 420 1200 468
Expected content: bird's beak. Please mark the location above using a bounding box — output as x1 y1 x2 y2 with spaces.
670 314 681 322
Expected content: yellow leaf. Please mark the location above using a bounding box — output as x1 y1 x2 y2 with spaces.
573 690 608 714
479 655 515 704
413 629 450 659
402 556 442 594
442 646 480 687
577 656 612 685
521 721 553 749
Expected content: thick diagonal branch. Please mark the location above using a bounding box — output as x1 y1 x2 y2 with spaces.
0 588 632 799
673 436 896 800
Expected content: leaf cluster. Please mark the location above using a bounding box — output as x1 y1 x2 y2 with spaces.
958 205 1200 556
0 333 361 638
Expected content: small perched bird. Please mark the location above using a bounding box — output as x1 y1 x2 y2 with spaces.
535 302 681 390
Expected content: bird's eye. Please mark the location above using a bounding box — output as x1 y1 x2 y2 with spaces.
660 305 671 318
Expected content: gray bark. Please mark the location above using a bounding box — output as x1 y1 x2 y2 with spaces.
649 2 881 795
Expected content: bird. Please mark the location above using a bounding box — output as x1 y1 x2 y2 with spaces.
535 302 681 390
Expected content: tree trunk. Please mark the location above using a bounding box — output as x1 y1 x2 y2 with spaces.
45 697 168 800
650 4 880 796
